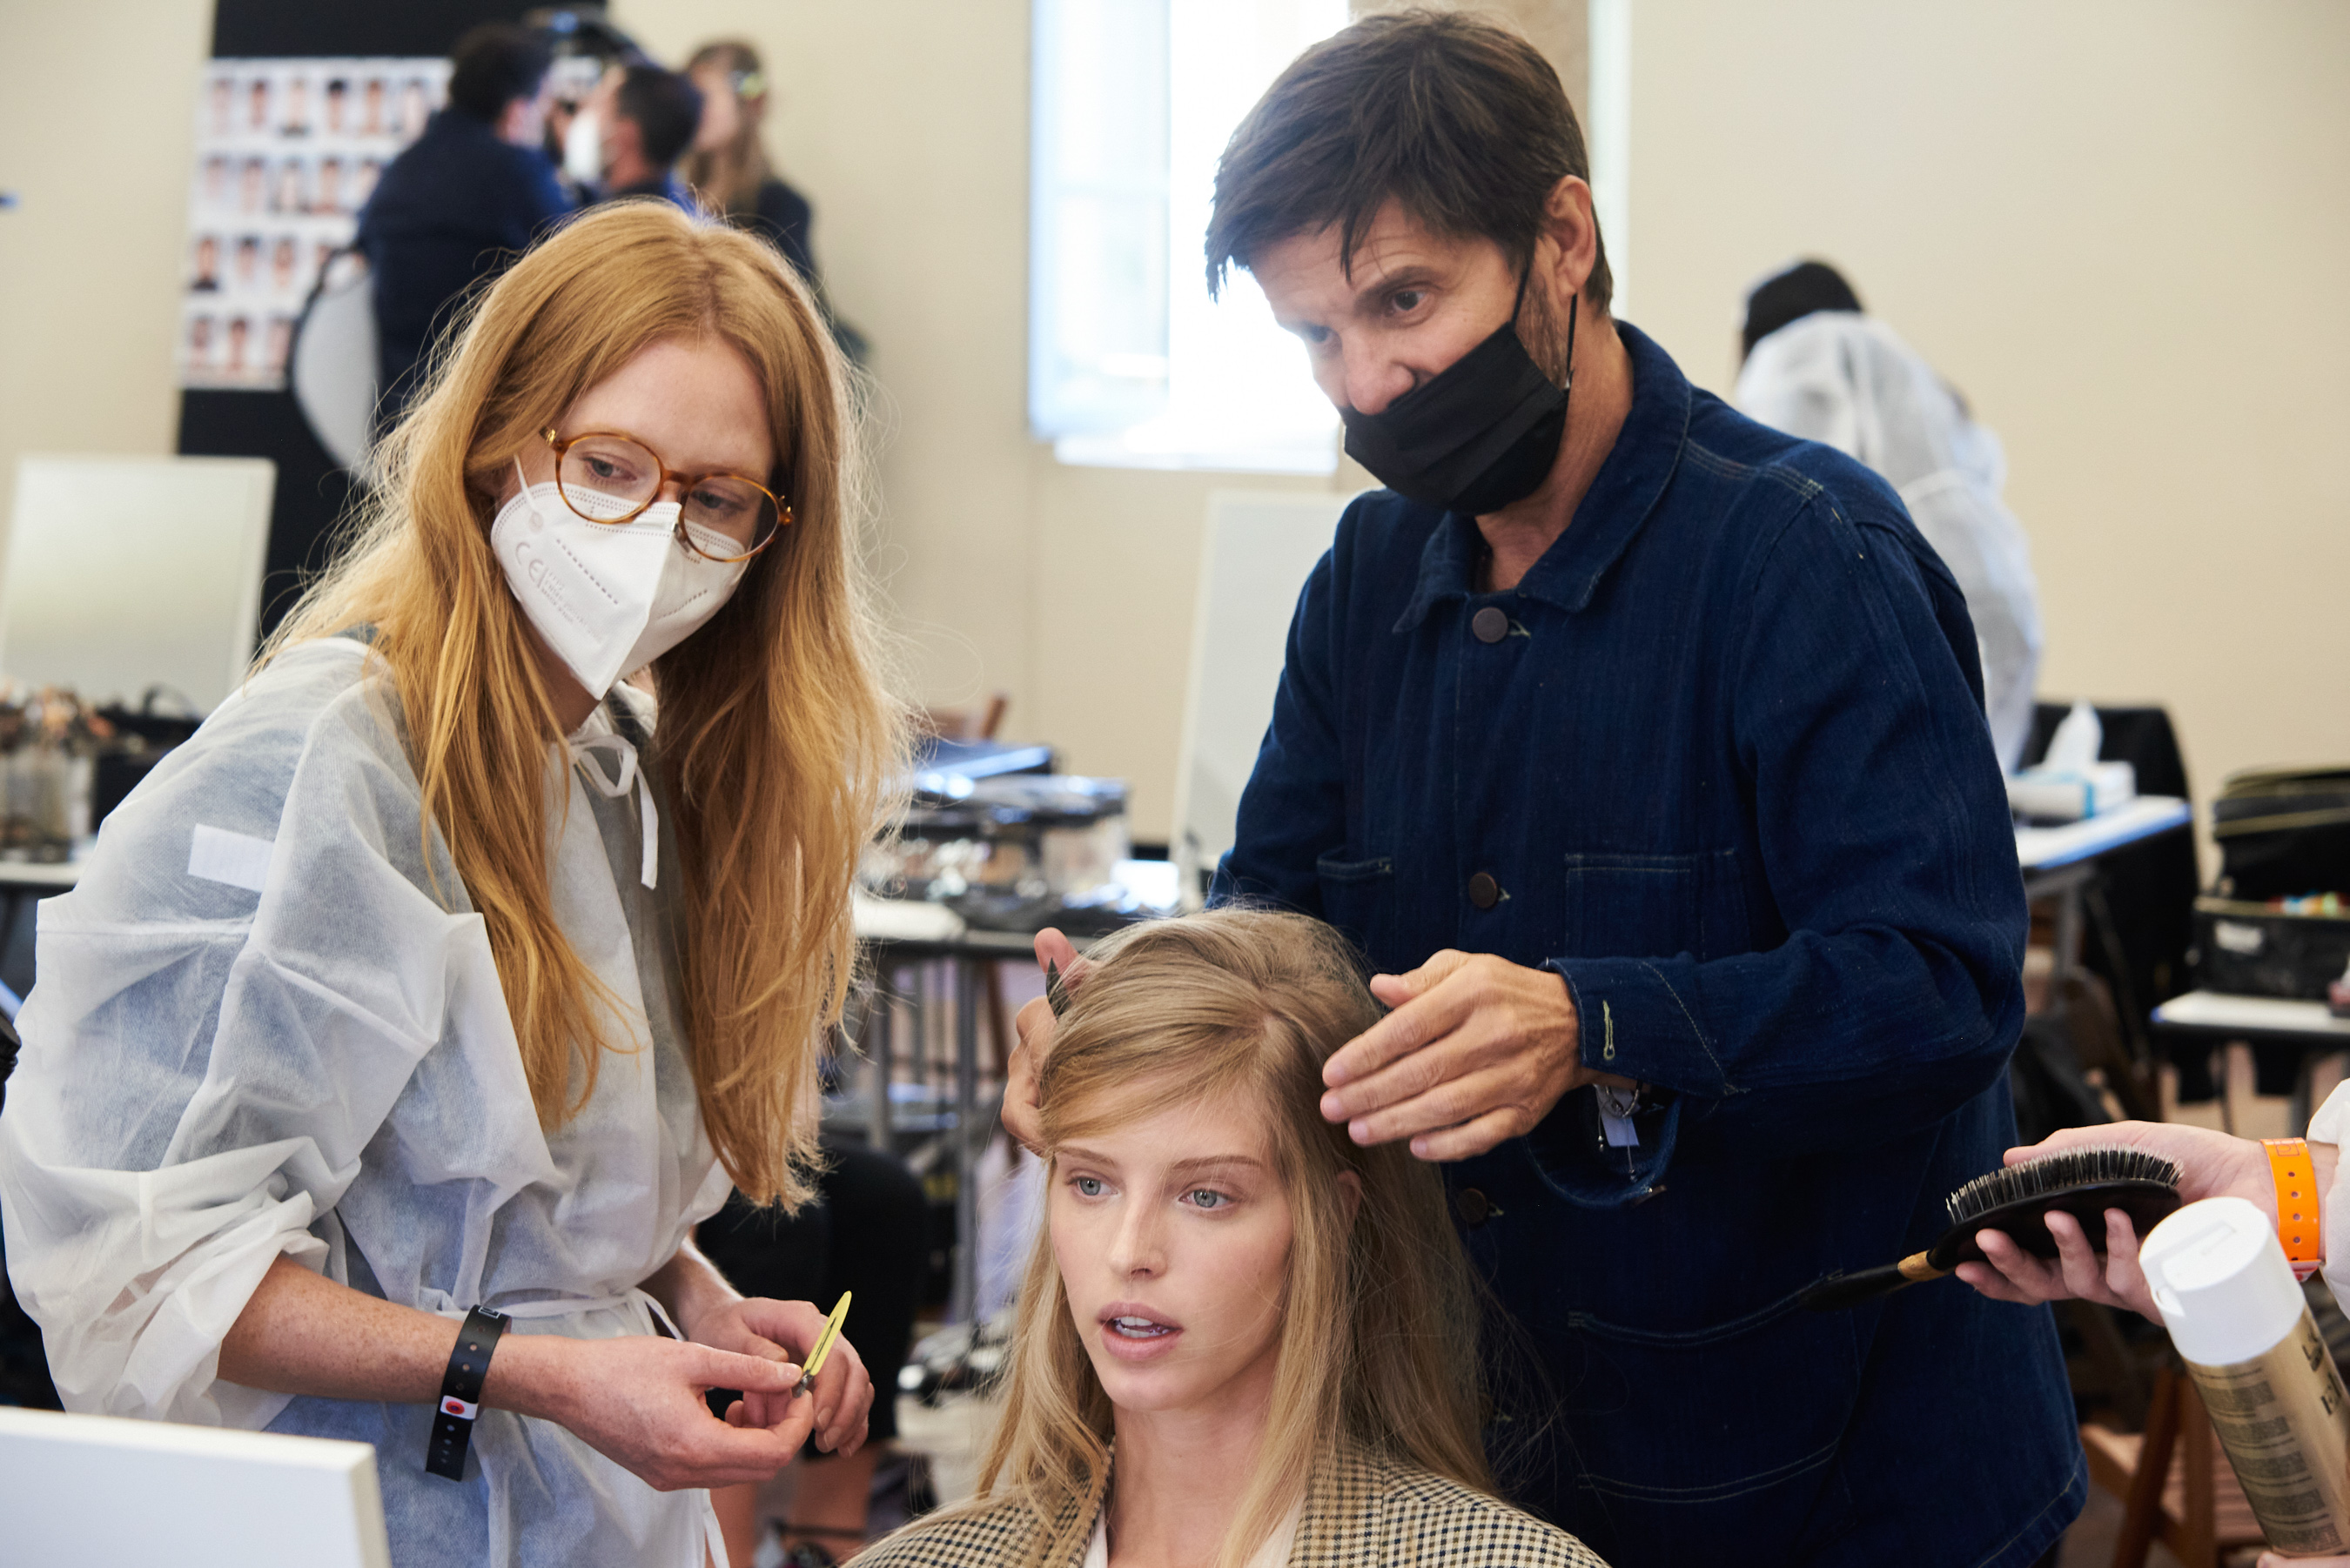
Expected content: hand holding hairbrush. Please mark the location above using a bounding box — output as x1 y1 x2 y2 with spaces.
1801 1146 2183 1312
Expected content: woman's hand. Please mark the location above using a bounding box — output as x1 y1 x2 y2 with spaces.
492 1330 812 1492
1003 928 1084 1155
1953 1121 2279 1323
691 1296 873 1457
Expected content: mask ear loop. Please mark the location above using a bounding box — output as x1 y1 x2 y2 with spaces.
1511 256 1580 394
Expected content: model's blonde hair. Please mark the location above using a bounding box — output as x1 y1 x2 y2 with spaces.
266 199 907 1207
976 908 1490 1568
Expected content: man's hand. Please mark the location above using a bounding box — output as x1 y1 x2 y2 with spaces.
1953 1121 2286 1324
1003 928 1084 1156
1320 950 1606 1161
689 1296 872 1456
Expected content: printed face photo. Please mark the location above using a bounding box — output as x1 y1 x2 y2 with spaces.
234 235 260 285
247 77 270 131
265 316 293 372
226 316 251 371
273 159 305 214
362 77 386 135
352 158 381 207
325 78 349 134
210 77 233 135
239 157 266 213
188 316 213 366
191 235 221 290
271 235 298 291
316 157 343 213
203 156 229 204
284 75 311 134
399 77 427 136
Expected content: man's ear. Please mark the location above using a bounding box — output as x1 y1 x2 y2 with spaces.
1336 1169 1364 1230
1540 172 1601 305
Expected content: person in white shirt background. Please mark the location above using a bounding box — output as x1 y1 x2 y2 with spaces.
1736 259 2045 774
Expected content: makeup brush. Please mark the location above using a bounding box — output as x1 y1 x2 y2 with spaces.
1800 1145 2184 1312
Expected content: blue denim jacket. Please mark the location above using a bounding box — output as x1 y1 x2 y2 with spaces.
1216 325 2084 1567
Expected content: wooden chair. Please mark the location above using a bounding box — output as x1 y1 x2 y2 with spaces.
2080 1363 2266 1567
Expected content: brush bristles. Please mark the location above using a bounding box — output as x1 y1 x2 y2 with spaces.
1946 1146 2184 1226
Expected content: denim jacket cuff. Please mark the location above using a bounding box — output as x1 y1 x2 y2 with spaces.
1549 955 1738 1101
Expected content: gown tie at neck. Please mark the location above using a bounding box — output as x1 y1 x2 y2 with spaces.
567 730 658 890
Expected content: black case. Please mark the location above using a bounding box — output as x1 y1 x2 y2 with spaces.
2193 895 2350 999
2212 766 2350 901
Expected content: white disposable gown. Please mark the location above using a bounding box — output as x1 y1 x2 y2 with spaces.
0 637 735 1565
1736 311 2044 773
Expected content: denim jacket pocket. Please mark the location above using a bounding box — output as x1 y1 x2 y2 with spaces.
1561 1285 1861 1525
1314 852 1393 957
1562 848 1749 963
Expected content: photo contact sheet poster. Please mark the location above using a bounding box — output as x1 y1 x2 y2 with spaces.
180 57 449 391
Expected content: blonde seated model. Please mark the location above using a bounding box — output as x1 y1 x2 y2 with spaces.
852 909 1605 1568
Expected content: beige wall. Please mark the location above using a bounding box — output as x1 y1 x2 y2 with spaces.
1623 1 2350 830
620 1 1359 841
0 0 213 539
18 2 2340 852
621 1 1594 841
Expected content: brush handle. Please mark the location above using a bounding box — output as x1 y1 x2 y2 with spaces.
1799 1251 1949 1312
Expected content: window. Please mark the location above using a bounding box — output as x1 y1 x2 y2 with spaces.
1030 0 1350 473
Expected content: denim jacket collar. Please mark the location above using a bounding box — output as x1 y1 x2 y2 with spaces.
1394 321 1693 632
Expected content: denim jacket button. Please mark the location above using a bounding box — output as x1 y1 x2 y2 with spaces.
1455 1187 1492 1228
1471 606 1509 643
1467 871 1501 909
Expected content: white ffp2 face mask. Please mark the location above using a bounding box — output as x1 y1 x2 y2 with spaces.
563 107 605 186
490 465 748 700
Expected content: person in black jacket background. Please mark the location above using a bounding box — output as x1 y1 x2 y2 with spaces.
356 23 572 421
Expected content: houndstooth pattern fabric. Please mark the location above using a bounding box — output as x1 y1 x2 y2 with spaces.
848 1448 1608 1567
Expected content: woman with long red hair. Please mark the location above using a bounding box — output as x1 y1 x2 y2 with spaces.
0 199 909 1564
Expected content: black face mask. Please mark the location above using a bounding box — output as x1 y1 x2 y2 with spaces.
1340 277 1577 517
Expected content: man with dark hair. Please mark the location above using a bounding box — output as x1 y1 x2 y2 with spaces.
583 64 703 210
356 22 573 420
1171 10 2073 1566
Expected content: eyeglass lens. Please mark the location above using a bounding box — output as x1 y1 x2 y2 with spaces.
555 434 780 560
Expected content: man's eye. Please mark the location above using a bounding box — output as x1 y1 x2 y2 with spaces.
1389 289 1425 314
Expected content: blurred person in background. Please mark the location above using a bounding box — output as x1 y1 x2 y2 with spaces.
683 42 816 284
357 22 572 423
1736 261 2044 773
581 64 704 211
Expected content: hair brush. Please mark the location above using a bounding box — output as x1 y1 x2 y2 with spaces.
1799 1145 2183 1312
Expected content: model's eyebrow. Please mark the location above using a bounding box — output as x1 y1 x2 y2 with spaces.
1166 1155 1270 1181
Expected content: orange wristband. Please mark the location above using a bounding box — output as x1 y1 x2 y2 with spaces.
2264 1136 2322 1276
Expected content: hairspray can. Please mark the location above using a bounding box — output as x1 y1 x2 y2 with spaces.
2140 1196 2350 1554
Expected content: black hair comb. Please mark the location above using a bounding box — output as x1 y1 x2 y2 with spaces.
1801 1145 2183 1312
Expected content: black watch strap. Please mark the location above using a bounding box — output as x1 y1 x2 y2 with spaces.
425 1305 508 1481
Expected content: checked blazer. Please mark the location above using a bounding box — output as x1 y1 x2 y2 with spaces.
848 1447 1609 1567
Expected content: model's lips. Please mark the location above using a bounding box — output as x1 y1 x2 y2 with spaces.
1098 1301 1182 1336
1096 1302 1184 1360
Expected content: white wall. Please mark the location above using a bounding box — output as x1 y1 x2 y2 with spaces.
0 0 213 550
617 1 1358 842
13 1 2343 848
1622 0 2350 828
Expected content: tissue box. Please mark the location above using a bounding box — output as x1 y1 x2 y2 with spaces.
2007 761 2136 822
